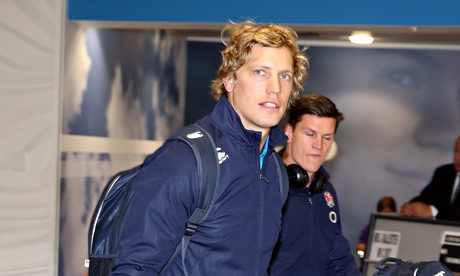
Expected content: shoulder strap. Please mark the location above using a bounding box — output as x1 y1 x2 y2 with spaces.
374 257 405 272
272 152 289 203
160 124 220 276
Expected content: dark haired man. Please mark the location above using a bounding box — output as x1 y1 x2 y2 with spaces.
269 94 361 275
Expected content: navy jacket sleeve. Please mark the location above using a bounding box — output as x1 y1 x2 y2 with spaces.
110 140 199 275
326 217 361 276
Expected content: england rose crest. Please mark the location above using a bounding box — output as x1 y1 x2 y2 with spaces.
324 191 335 208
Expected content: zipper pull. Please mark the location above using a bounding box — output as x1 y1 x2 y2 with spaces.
308 196 313 205
260 173 270 184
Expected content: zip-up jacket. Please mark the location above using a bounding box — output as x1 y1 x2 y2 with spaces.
269 167 361 276
111 96 288 275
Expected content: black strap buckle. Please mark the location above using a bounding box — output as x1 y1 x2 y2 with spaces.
185 222 198 236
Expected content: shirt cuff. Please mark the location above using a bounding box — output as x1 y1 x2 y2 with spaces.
430 205 438 217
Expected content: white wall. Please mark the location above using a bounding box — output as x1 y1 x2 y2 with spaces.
0 0 63 275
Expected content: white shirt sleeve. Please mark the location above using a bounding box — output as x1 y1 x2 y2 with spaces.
430 205 438 217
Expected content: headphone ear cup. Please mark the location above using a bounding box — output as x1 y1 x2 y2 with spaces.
286 164 309 189
308 170 327 194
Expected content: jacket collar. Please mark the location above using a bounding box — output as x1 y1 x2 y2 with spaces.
209 96 287 150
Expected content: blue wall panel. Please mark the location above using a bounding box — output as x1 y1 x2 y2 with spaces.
67 0 460 26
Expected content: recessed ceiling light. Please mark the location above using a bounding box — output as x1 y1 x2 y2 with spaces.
349 31 374 44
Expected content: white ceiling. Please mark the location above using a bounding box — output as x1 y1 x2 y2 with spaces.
75 21 460 48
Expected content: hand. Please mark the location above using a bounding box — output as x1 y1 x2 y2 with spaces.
356 243 366 254
399 202 434 218
356 243 366 252
356 243 366 259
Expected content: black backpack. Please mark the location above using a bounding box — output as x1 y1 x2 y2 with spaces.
373 257 454 276
85 124 220 276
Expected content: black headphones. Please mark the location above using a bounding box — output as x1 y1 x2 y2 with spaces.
285 164 327 194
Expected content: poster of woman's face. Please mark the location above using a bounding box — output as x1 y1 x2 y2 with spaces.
304 45 460 249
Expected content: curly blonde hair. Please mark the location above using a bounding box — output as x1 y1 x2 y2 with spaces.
210 20 309 101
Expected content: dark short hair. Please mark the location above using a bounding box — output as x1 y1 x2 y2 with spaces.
377 196 397 212
287 94 344 132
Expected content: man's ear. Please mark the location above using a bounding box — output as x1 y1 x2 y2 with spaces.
223 76 235 93
284 124 293 142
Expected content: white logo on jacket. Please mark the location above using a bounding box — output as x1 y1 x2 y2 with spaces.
329 211 337 223
187 131 228 164
217 147 229 164
187 131 204 139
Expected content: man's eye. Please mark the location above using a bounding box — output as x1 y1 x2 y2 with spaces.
254 69 266 76
280 74 292 81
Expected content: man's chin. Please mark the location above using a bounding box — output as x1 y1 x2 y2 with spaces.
304 164 322 175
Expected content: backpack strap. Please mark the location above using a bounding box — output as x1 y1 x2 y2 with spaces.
374 257 405 271
160 124 220 276
273 152 289 203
